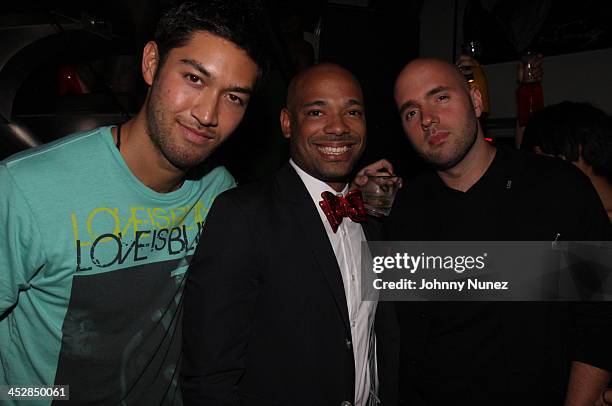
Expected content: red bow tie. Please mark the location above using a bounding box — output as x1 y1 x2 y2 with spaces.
319 190 367 233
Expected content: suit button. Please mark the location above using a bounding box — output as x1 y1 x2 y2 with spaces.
341 402 353 406
345 339 352 350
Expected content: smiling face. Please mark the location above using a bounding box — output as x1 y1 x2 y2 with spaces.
281 64 366 191
143 30 259 171
394 59 483 171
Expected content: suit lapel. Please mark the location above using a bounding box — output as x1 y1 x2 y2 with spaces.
275 164 352 335
362 216 383 241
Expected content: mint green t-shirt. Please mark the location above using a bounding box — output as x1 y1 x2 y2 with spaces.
0 126 235 405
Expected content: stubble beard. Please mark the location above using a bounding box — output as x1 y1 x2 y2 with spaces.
420 116 478 171
145 84 207 172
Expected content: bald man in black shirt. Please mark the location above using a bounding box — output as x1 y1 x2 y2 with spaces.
388 58 612 405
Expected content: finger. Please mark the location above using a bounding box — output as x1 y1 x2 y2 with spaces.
363 159 394 176
351 174 369 188
596 391 607 406
356 159 394 178
603 389 612 404
351 159 396 190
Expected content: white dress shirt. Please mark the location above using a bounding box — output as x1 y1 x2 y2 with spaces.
290 160 377 406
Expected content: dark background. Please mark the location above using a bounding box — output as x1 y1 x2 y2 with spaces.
463 0 612 64
2 0 611 181
0 0 423 182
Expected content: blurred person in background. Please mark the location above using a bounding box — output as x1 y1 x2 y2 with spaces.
522 101 612 222
389 57 611 406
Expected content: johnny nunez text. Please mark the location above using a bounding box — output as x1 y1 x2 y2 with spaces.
373 278 509 291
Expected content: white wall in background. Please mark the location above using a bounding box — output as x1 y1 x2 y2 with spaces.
483 48 612 118
418 1 612 118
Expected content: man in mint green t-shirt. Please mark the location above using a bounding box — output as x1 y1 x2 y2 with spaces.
0 1 266 404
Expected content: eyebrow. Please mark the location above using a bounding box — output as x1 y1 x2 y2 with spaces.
346 99 363 107
180 58 253 95
301 99 363 108
398 100 417 116
398 86 453 115
181 59 211 78
427 86 452 97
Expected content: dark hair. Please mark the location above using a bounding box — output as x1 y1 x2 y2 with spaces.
523 101 612 182
154 0 268 89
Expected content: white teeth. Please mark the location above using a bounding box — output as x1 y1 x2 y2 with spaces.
317 145 350 155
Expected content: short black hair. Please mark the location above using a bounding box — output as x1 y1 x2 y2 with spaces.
523 101 612 182
154 0 268 89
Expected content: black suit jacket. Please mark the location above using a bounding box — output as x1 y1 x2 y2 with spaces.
182 163 399 406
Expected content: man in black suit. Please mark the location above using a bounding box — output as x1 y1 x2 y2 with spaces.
181 63 398 406
388 58 612 405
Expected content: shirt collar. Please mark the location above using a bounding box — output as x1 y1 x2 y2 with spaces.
289 159 349 206
435 147 505 196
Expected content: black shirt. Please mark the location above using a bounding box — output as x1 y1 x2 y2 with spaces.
385 147 612 405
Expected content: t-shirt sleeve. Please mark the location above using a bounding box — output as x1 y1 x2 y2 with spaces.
218 166 237 192
0 164 47 316
210 165 236 191
565 167 612 371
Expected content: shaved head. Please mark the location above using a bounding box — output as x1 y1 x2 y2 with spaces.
286 63 362 113
395 58 470 104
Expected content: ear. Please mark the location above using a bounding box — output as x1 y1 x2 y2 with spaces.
280 108 292 139
142 41 160 86
470 87 483 118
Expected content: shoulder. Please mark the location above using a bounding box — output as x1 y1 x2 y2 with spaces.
199 177 276 242
207 165 302 217
195 165 236 191
213 176 274 209
502 147 610 238
507 147 594 194
0 127 110 181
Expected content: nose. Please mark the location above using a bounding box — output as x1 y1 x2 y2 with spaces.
420 106 438 130
191 92 219 127
324 112 350 136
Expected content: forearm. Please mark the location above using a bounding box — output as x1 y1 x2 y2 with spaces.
564 361 611 406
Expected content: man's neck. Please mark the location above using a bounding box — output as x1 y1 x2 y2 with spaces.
327 181 348 192
289 159 349 193
437 135 497 192
589 172 612 222
114 109 187 193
